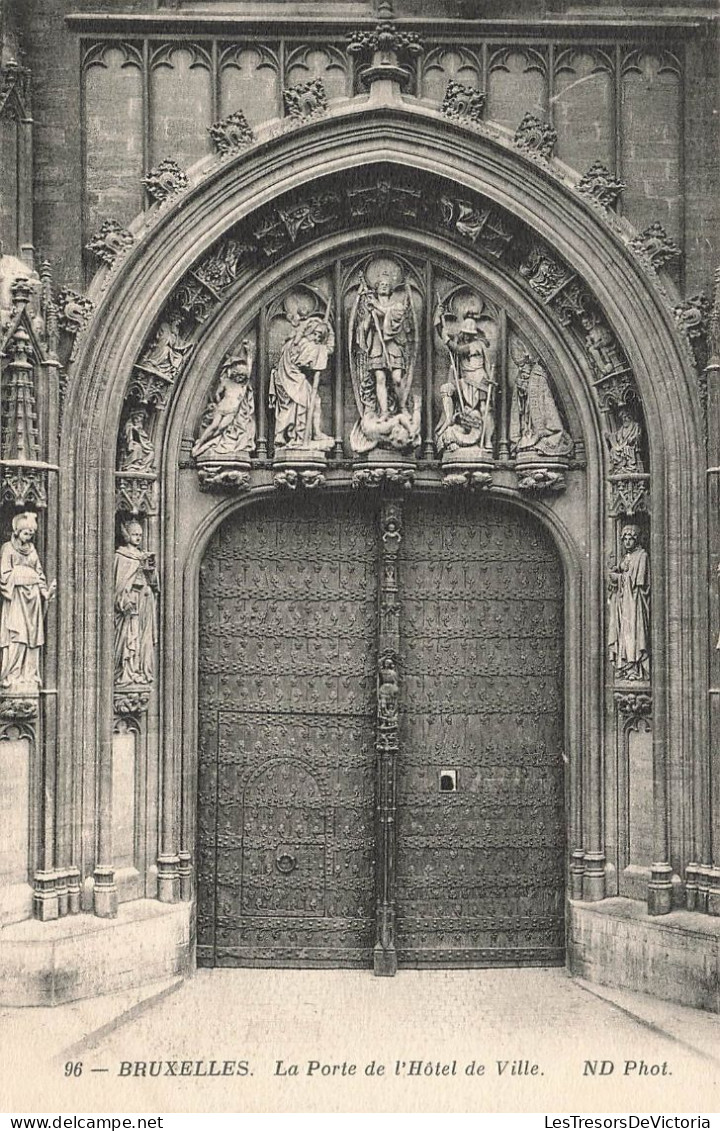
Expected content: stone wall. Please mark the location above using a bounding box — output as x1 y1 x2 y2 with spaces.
10 0 718 295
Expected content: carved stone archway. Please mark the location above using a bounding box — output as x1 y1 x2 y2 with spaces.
52 93 708 987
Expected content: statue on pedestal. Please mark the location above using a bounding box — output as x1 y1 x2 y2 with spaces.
269 312 335 453
349 260 420 454
509 353 573 461
193 344 256 461
114 520 158 688
119 409 155 473
435 307 496 456
0 512 56 693
608 524 650 682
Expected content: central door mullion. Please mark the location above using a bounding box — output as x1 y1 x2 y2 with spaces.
374 497 404 977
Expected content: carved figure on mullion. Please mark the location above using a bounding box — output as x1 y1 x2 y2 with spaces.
434 293 498 460
0 513 56 694
349 258 421 455
608 524 651 683
118 409 155 474
509 345 573 463
193 342 256 461
114 519 158 688
269 294 335 455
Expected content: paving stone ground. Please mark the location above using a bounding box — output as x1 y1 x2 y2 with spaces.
2 968 719 1113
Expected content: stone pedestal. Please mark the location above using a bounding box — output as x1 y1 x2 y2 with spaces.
568 897 720 1014
0 899 192 1007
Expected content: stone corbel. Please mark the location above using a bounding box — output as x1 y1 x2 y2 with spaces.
352 467 415 490
442 469 493 490
273 468 326 491
113 690 150 723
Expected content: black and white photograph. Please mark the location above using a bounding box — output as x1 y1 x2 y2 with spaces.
0 0 718 1116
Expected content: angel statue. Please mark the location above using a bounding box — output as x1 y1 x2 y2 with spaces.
192 342 256 461
434 298 498 456
349 262 421 454
269 302 335 453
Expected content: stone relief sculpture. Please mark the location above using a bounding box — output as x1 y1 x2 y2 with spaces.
581 312 627 376
349 259 421 454
608 524 651 682
136 315 193 380
606 407 645 475
377 654 399 726
434 295 498 458
119 409 155 473
114 519 158 688
0 512 56 693
193 344 256 461
509 350 573 462
269 306 335 454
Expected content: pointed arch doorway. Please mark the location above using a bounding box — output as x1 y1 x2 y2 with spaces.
196 489 565 971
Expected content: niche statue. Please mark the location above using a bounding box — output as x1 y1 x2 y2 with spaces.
0 512 56 693
114 519 158 687
608 524 650 682
193 344 256 461
349 262 421 454
269 311 335 452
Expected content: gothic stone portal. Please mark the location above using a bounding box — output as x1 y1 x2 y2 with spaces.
196 493 565 969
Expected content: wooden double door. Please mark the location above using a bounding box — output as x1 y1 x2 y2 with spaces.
196 492 566 970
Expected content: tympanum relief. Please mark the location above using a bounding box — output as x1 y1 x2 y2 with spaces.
434 292 498 462
348 257 421 456
193 343 257 469
269 295 335 458
508 344 573 467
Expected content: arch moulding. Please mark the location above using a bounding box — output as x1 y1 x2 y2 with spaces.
55 98 710 977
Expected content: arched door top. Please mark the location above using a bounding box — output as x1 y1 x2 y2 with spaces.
67 99 699 470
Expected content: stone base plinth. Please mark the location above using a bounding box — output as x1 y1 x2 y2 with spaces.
0 899 192 1007
568 897 720 1014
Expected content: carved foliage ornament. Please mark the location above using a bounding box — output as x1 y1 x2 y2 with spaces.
614 691 652 719
283 79 327 121
513 113 557 161
273 468 326 490
347 22 424 64
142 158 189 202
56 289 94 335
629 222 681 271
86 219 134 266
674 293 711 350
352 467 415 490
577 163 625 210
441 80 486 125
208 110 255 155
